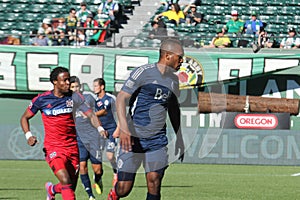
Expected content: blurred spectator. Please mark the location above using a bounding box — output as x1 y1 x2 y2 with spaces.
0 35 20 45
84 14 100 45
66 8 78 45
66 8 78 32
148 20 168 40
76 2 92 27
52 31 68 46
257 28 274 48
244 11 263 36
160 0 179 11
154 3 185 26
204 28 231 48
97 0 119 22
183 4 205 26
39 18 53 36
30 30 49 46
38 18 54 45
74 29 86 46
224 10 244 34
280 27 300 49
55 18 66 33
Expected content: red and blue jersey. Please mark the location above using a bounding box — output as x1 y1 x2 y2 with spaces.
27 90 92 149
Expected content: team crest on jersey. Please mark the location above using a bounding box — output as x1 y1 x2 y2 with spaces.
66 99 73 107
177 56 204 89
104 99 109 106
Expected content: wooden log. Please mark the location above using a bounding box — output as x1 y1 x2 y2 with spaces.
198 92 300 115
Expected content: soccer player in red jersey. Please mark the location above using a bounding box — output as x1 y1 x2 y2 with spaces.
20 67 106 200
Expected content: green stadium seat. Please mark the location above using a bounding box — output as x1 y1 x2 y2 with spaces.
23 13 40 22
46 4 65 14
4 13 23 22
9 4 29 13
27 4 47 13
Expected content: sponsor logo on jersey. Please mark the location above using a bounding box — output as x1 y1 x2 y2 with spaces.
97 101 103 107
154 88 171 101
234 114 278 129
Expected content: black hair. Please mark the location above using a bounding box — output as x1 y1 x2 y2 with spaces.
50 67 69 84
70 76 80 85
93 78 105 89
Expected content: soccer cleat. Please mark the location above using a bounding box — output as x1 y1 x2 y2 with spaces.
89 196 96 200
107 188 119 200
112 173 118 187
93 180 103 195
45 182 55 200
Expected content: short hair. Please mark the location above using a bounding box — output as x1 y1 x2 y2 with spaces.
69 8 76 13
159 38 182 57
70 76 80 85
50 67 69 84
93 78 106 89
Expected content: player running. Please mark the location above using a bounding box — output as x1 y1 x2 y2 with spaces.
70 76 106 200
107 38 185 200
93 78 119 188
20 67 106 200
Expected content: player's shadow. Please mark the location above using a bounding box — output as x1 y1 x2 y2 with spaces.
0 188 40 191
134 185 192 188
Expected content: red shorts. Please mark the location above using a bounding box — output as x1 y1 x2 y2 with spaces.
44 147 79 175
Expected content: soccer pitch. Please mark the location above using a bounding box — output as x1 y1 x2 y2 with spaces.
1 160 300 200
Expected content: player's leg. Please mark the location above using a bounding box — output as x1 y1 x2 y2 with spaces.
45 148 77 200
144 147 169 200
47 157 76 200
78 140 95 199
108 149 142 199
106 133 118 186
90 137 104 195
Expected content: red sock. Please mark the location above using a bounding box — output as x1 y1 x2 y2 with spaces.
61 184 75 200
53 183 62 194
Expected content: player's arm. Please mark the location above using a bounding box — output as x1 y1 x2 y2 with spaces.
116 90 132 152
85 110 107 138
95 109 107 117
20 109 38 146
168 93 184 162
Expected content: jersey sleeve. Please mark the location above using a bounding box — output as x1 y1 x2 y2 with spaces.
27 95 41 116
72 92 92 115
121 66 145 95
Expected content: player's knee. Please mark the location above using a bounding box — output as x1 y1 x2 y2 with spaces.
115 181 133 197
146 173 161 190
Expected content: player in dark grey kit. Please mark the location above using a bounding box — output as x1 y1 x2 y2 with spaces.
93 78 119 187
107 38 185 200
70 76 106 200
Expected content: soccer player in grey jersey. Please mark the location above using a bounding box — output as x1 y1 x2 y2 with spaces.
108 38 185 200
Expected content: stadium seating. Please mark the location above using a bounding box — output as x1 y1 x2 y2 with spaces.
0 0 297 47
0 0 139 45
127 0 300 48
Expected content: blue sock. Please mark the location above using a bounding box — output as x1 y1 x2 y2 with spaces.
80 174 94 197
94 173 102 183
146 192 160 200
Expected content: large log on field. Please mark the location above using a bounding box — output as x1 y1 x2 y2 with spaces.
198 92 300 115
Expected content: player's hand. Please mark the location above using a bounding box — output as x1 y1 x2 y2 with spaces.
112 129 120 138
175 132 185 162
27 136 38 146
119 129 132 152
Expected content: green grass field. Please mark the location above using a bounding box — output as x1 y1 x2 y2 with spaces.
1 160 300 200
